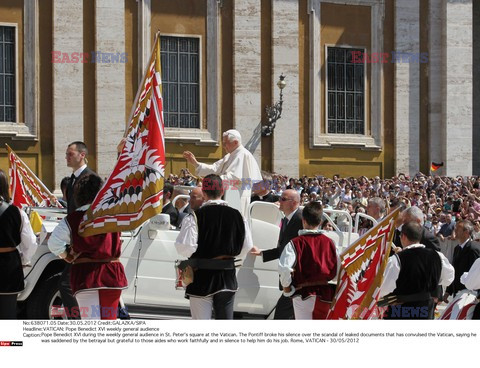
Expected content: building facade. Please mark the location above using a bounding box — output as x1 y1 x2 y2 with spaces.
0 0 477 191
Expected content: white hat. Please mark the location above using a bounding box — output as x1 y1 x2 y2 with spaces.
223 129 242 143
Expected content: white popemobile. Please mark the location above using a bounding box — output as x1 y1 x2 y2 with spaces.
18 196 367 319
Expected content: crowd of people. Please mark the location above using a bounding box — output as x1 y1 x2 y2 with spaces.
167 170 480 240
2 128 478 321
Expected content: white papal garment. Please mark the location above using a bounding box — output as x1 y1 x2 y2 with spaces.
195 145 262 217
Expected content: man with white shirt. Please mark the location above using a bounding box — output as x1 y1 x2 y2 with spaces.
379 221 454 319
183 129 262 217
175 174 253 319
65 141 95 214
460 258 480 291
62 141 96 318
252 189 303 319
444 220 480 301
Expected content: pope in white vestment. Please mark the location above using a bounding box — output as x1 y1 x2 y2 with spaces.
183 129 262 217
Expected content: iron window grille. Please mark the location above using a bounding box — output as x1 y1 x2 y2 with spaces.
326 46 365 135
160 36 200 129
0 26 15 123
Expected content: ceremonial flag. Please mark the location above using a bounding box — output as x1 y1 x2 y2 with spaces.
79 34 165 237
440 291 478 320
430 162 443 172
327 208 400 320
7 144 62 208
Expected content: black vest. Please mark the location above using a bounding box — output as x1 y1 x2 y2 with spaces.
385 247 442 320
185 204 245 297
0 205 22 248
394 247 442 296
66 167 95 214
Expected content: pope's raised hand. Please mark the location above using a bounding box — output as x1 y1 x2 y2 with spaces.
183 151 199 167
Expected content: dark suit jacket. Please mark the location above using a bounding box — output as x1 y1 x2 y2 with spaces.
66 166 95 214
162 202 179 227
262 208 303 263
393 227 440 252
446 240 480 295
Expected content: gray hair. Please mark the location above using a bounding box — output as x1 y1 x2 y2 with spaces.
222 129 242 145
403 206 424 225
457 220 474 237
368 197 386 214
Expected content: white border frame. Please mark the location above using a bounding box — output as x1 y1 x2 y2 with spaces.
324 44 367 138
308 0 384 150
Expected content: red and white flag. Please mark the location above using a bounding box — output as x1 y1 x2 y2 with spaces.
7 144 62 208
79 35 165 237
327 208 400 319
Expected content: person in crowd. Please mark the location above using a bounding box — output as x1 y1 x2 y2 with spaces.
444 220 480 301
321 219 334 231
278 202 337 319
161 182 179 227
183 129 262 217
187 186 205 213
48 174 127 320
366 197 386 222
0 169 37 319
379 222 454 319
174 174 253 319
436 213 455 241
62 141 96 319
393 206 440 251
252 189 303 319
251 176 279 203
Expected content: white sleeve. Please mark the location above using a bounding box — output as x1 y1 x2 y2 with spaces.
437 251 455 287
47 218 71 256
174 214 198 258
196 155 229 177
460 258 480 290
278 242 296 288
18 209 38 264
379 255 401 298
237 218 253 258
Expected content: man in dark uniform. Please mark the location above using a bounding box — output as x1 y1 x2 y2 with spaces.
393 206 440 251
161 182 179 227
379 222 454 319
444 220 480 301
251 179 280 203
62 141 95 318
252 189 303 319
175 174 253 319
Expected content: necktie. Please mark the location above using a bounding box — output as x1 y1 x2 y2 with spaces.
281 217 289 232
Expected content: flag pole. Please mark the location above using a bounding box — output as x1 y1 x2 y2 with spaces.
123 32 162 138
6 144 62 208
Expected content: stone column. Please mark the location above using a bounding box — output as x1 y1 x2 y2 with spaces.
24 0 38 139
474 0 480 175
138 0 151 82
95 0 126 179
428 0 445 175
444 0 473 176
53 0 83 187
272 0 299 177
233 0 262 162
394 0 420 176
